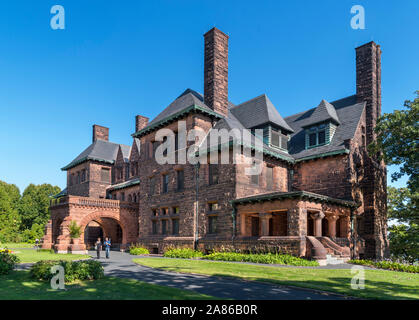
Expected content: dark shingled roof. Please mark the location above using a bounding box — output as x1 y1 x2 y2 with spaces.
232 190 359 208
147 89 224 127
230 94 294 133
285 95 365 160
62 139 131 170
303 99 341 127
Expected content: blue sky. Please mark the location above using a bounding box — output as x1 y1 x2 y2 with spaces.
0 0 417 193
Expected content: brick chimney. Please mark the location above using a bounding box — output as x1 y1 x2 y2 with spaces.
92 124 109 142
204 27 229 116
356 41 381 145
135 115 149 133
355 41 388 260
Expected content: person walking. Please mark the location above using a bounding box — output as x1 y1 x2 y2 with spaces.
104 237 111 259
95 238 102 259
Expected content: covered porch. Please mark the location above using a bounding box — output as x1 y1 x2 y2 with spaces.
232 191 358 260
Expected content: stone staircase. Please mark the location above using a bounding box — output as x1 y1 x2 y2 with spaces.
306 236 350 265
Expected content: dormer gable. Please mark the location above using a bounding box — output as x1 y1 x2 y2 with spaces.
302 100 340 149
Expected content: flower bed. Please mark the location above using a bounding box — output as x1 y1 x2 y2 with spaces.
202 252 319 266
348 259 419 273
129 247 150 255
163 248 204 259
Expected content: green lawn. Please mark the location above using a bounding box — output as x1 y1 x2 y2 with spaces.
0 270 214 300
133 258 419 300
15 250 90 263
0 242 34 249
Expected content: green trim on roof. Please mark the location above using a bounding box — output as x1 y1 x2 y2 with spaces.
295 149 349 163
231 190 358 208
107 178 141 191
132 104 224 138
61 157 114 171
196 139 295 164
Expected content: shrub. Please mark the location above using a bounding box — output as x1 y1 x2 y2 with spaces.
163 248 204 259
348 259 419 273
0 250 20 275
202 252 319 266
68 221 82 239
130 247 150 255
30 259 104 282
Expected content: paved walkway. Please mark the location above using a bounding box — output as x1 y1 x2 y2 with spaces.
89 251 353 300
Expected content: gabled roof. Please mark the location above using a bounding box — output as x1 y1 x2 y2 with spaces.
133 89 225 138
61 139 131 171
230 94 294 133
285 95 365 160
302 99 340 127
198 111 294 163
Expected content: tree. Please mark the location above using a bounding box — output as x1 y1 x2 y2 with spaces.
370 91 419 261
0 181 22 242
19 184 61 232
387 186 418 262
369 91 419 193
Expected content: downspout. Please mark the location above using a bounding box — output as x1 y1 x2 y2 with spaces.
350 208 355 259
193 162 200 250
231 202 237 241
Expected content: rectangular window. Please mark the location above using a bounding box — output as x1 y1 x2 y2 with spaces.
152 220 158 235
172 219 179 235
120 192 125 201
280 134 288 150
161 208 168 215
152 141 159 158
209 164 219 185
318 130 326 145
208 216 217 234
309 133 317 146
101 168 110 183
174 132 179 151
162 174 169 193
177 170 184 191
172 207 179 215
161 220 167 235
266 167 273 190
152 209 158 216
208 202 219 212
271 130 280 147
150 177 155 195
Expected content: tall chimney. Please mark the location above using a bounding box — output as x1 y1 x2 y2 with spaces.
355 41 388 260
92 125 109 142
356 41 382 145
204 27 229 116
135 115 149 133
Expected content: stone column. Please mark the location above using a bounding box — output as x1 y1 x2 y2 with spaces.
326 215 339 238
310 212 325 237
240 213 247 236
259 213 272 236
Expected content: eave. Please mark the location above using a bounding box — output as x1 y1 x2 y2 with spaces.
132 104 224 138
231 190 359 208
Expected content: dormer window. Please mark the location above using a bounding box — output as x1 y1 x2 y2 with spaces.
271 128 288 150
305 122 336 149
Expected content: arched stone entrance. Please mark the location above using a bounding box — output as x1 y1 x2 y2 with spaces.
45 196 139 253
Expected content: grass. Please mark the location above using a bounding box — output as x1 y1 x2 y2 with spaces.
133 258 419 300
0 270 215 300
14 250 90 263
0 243 34 249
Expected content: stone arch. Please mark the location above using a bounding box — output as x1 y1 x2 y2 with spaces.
79 211 128 246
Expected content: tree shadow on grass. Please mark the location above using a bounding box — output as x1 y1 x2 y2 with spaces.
0 271 214 300
130 263 418 300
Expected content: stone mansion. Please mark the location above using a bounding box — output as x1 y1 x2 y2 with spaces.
42 28 389 263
